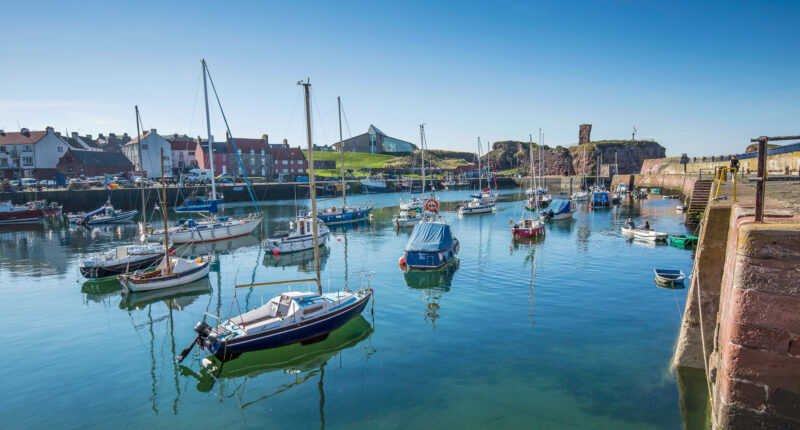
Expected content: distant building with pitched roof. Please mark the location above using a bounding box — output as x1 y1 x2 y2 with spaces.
56 149 133 177
333 124 417 154
0 126 69 180
121 129 172 178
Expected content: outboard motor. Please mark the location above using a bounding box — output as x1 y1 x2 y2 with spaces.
176 321 213 363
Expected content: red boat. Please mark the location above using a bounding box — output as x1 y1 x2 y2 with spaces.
29 200 63 217
511 218 545 237
0 200 43 224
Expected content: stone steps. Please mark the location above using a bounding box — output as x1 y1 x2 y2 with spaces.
687 180 714 219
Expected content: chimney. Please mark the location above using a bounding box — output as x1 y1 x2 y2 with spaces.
45 126 54 134
21 128 30 137
86 134 92 141
72 132 79 138
262 134 269 143
150 128 157 135
1 129 7 136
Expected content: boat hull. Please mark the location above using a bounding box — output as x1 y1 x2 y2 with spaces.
149 216 262 244
263 231 329 253
317 208 372 225
208 291 371 357
512 224 545 237
393 217 422 228
86 210 138 225
80 254 164 279
120 259 211 292
0 208 43 224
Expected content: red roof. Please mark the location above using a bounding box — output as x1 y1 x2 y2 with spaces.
169 139 197 151
272 146 306 161
0 130 48 146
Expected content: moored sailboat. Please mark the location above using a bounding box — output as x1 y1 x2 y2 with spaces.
178 79 372 363
512 134 545 237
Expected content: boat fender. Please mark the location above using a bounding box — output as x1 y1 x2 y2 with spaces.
273 249 280 256
196 257 202 263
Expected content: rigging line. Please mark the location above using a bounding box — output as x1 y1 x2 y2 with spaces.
203 62 261 214
187 74 202 137
180 73 202 135
339 99 353 138
309 87 329 148
282 91 303 144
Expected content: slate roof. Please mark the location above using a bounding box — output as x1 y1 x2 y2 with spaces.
66 149 133 167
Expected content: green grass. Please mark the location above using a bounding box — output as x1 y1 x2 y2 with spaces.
497 168 525 175
304 151 395 169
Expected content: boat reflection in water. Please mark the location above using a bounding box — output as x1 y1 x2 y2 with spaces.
403 259 459 328
81 277 123 306
119 277 212 311
184 315 374 425
262 245 330 273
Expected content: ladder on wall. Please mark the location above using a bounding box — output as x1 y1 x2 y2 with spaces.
687 179 714 222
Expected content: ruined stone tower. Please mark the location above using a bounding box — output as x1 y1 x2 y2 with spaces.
579 124 592 145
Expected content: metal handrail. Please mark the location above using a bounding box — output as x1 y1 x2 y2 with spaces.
712 167 738 202
342 270 376 293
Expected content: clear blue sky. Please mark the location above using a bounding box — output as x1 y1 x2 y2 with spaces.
1 0 798 156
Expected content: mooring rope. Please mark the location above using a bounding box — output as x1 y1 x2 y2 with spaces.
691 246 718 428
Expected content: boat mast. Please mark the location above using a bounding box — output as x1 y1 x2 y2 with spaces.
135 105 146 227
420 124 426 197
300 79 321 293
529 134 534 194
202 59 217 202
476 137 482 191
160 148 170 274
338 96 345 207
486 139 491 192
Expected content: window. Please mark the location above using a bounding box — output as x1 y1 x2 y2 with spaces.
67 166 72 173
250 149 254 155
188 151 194 156
222 154 226 162
282 160 288 165
22 157 33 166
282 168 288 173
57 146 63 153
0 159 7 167
260 149 265 155
274 160 278 165
24 145 32 151
142 144 148 150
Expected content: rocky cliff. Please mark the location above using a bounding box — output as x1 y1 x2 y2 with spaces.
485 140 666 175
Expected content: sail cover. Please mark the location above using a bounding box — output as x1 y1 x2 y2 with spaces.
405 223 453 252
545 199 571 215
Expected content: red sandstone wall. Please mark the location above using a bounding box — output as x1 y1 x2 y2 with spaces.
712 207 800 428
640 158 663 174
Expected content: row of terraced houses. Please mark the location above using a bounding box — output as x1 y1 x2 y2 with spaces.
0 127 308 181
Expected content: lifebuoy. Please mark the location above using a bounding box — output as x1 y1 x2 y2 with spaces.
424 198 439 212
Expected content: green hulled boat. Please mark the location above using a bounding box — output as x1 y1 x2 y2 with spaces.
669 234 698 249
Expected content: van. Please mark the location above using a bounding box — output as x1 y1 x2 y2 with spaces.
21 178 37 189
186 169 212 184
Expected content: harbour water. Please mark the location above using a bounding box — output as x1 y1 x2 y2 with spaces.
0 190 699 429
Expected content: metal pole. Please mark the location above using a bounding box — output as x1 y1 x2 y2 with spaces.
338 96 345 206
135 105 146 226
202 59 217 202
754 136 767 222
300 80 321 293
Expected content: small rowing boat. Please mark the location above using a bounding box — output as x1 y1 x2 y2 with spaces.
669 234 698 249
634 229 668 242
654 268 686 287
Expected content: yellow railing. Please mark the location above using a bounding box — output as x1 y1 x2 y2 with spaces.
713 167 738 202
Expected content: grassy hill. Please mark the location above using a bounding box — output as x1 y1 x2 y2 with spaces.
304 150 473 170
303 151 395 169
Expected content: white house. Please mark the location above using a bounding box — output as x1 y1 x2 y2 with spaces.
121 129 172 178
0 126 70 180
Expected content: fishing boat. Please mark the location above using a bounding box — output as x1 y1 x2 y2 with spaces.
146 60 262 243
318 97 373 225
669 234 698 249
589 191 611 209
513 135 546 237
458 197 494 215
80 243 166 279
178 79 373 363
29 200 62 216
262 215 330 254
393 208 423 228
361 177 388 193
654 268 686 287
634 229 669 242
400 216 459 270
542 199 577 220
119 148 211 293
0 200 43 224
82 203 138 225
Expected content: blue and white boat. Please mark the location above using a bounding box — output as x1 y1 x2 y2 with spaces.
401 219 459 270
590 191 611 209
179 80 373 363
542 199 577 220
317 97 373 224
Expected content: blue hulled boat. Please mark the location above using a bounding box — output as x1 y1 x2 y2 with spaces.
175 197 222 213
401 220 459 270
316 206 373 224
590 191 611 209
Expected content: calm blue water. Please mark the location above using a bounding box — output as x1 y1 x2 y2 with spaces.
0 190 697 429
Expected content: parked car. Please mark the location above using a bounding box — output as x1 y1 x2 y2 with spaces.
111 176 130 186
20 178 38 189
37 179 56 187
134 177 153 186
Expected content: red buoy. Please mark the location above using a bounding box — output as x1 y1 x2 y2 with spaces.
273 249 280 256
